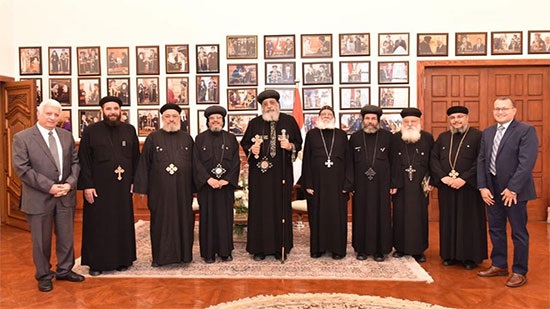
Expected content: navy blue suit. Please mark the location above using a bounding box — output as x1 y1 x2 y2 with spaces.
477 119 538 275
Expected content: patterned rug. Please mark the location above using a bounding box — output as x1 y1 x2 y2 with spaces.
74 220 433 282
207 293 450 309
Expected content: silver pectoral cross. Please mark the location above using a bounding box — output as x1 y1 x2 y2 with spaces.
114 165 125 181
448 169 459 179
324 158 334 168
365 167 376 180
166 163 178 175
405 165 416 182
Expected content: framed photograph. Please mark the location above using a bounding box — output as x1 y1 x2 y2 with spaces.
266 87 294 110
136 46 159 75
301 34 332 58
107 78 130 106
196 44 219 73
228 113 257 136
57 109 72 132
264 35 295 59
49 78 71 106
491 32 522 55
180 108 190 133
165 44 189 74
379 86 409 108
380 112 402 134
196 75 219 103
417 33 448 56
197 110 208 133
48 47 71 75
303 62 333 85
303 87 333 110
228 88 257 111
77 78 101 106
79 109 102 137
227 63 258 86
340 112 363 135
265 62 295 85
166 77 189 105
19 47 42 75
304 113 320 133
527 31 550 54
227 35 257 59
378 33 409 56
456 32 487 56
378 61 409 84
136 77 160 105
339 33 370 56
340 61 370 84
21 78 43 104
137 109 160 137
76 46 100 76
121 109 130 124
106 47 129 75
340 87 370 109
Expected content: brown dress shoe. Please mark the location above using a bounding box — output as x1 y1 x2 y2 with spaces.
477 265 509 277
505 273 527 288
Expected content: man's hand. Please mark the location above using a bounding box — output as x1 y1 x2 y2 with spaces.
250 143 261 156
480 188 494 206
84 188 97 203
501 188 517 207
279 138 292 151
207 178 219 189
449 177 466 190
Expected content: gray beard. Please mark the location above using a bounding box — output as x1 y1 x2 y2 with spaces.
162 123 181 132
209 126 223 132
363 124 380 134
262 111 280 122
450 125 468 134
316 119 336 130
401 128 421 143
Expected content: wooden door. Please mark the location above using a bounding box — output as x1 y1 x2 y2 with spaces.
419 60 550 221
1 80 36 230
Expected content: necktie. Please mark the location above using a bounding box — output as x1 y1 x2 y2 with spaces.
48 131 61 177
269 121 276 158
489 125 504 175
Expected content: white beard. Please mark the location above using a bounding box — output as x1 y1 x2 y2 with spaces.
316 119 336 130
162 122 181 132
262 110 280 122
401 126 421 143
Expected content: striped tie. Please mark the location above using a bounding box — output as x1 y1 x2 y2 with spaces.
489 125 504 175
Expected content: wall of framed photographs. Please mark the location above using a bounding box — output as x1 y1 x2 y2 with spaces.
5 0 549 141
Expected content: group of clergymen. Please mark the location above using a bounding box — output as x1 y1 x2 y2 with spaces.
13 90 537 292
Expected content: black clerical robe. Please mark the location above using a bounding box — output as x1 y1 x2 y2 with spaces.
392 131 434 255
302 128 352 256
349 129 394 256
240 113 302 256
133 130 195 266
78 121 139 270
193 130 240 260
431 128 487 263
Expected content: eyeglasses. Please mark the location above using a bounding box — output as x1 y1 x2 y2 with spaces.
493 107 514 112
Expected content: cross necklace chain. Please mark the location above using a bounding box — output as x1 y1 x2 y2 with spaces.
362 130 379 180
211 133 227 179
404 144 418 182
320 128 335 168
447 127 470 179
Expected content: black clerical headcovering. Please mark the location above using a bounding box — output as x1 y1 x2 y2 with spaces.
204 105 227 118
257 89 280 104
99 96 122 107
446 106 469 116
360 105 383 120
318 105 334 116
160 103 181 114
400 107 422 118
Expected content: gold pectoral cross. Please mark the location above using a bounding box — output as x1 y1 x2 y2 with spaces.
251 134 263 159
448 169 459 179
114 165 125 181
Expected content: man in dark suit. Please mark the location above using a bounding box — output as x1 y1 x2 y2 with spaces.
12 99 84 292
477 97 538 288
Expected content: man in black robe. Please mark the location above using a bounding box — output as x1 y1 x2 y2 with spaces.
391 108 434 262
349 105 395 261
302 106 352 260
193 106 240 263
240 90 302 261
431 106 487 270
78 96 139 276
134 103 195 266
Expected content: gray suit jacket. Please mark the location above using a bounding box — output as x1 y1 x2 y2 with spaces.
477 119 538 201
12 125 80 214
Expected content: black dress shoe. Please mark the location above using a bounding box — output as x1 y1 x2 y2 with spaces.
374 253 385 262
151 262 160 267
332 253 344 260
116 266 128 272
56 271 85 282
221 255 233 262
89 269 102 276
463 260 477 270
443 259 457 266
413 254 426 263
204 257 215 264
356 253 368 260
38 278 53 292
392 251 404 258
310 252 323 258
253 253 265 261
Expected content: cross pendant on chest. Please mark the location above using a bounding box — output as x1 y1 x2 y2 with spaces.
324 158 334 168
405 165 416 182
114 165 125 181
448 169 459 179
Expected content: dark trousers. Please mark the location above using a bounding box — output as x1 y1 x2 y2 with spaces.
488 176 529 275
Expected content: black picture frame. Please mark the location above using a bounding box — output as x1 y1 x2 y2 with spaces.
303 62 333 85
19 47 42 75
417 33 449 56
265 62 295 85
196 44 220 73
264 35 296 59
456 32 488 56
378 61 409 84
